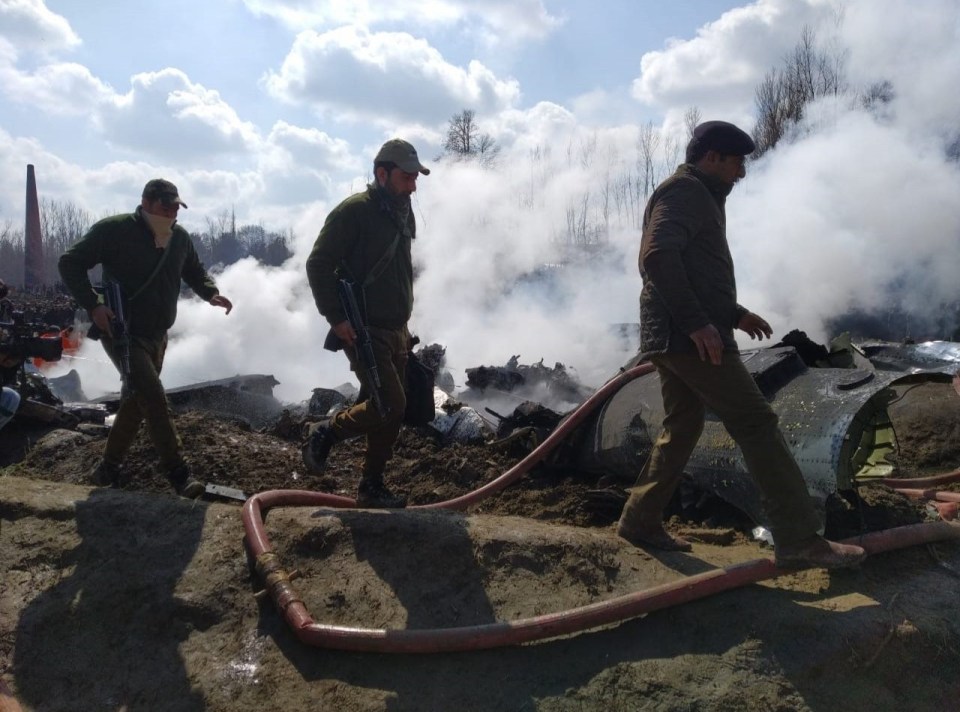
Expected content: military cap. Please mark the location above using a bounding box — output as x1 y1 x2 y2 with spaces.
142 178 188 208
685 121 756 163
375 138 431 175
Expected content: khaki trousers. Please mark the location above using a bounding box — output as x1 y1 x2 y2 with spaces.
623 352 821 547
101 333 184 472
332 325 409 481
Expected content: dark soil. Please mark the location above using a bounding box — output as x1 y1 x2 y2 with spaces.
2 358 960 711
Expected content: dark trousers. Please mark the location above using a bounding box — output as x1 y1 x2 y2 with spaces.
101 333 184 472
622 352 821 547
332 325 409 481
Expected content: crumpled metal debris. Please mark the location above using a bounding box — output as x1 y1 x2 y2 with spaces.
426 388 491 444
484 400 564 439
416 342 455 393
464 355 593 404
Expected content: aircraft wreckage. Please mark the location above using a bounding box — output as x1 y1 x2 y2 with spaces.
5 322 959 529
573 335 960 528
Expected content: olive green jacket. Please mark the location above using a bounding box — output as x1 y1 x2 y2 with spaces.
58 207 220 340
306 184 414 330
638 164 748 356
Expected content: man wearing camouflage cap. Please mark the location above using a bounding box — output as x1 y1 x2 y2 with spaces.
59 179 233 498
304 138 431 509
617 121 866 570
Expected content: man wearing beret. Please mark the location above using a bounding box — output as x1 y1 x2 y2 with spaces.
303 138 430 508
617 120 866 569
59 179 233 498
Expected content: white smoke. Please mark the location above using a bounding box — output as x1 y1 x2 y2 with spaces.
46 0 960 406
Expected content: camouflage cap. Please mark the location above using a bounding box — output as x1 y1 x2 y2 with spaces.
142 178 189 209
374 139 431 175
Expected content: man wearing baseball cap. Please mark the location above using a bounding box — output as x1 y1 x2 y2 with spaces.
617 121 866 570
58 179 232 498
303 138 430 508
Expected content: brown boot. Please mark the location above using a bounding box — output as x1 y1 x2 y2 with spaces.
617 489 692 552
617 522 692 552
775 535 866 570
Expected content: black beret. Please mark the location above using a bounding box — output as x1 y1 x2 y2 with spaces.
685 121 755 163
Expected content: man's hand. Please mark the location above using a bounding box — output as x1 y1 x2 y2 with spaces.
737 311 773 341
332 320 356 347
689 324 724 365
90 304 114 337
210 295 233 314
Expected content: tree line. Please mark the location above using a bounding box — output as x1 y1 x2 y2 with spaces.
0 200 293 289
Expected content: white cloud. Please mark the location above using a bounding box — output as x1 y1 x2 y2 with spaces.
632 0 835 122
263 27 521 125
240 0 562 43
0 57 265 165
101 69 263 163
0 59 116 115
264 121 356 174
0 0 79 54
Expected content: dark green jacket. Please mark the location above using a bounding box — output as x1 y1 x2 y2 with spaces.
306 184 414 330
58 207 220 340
638 164 748 356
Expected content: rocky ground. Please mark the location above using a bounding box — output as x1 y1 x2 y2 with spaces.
1 363 960 710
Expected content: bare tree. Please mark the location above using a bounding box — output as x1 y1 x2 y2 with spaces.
39 198 93 287
661 134 682 181
0 219 24 287
683 106 702 138
636 121 660 198
443 109 501 167
752 25 848 156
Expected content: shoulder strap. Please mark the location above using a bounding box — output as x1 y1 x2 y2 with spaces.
361 230 402 288
129 233 176 300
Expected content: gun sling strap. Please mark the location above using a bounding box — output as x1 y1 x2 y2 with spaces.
126 231 177 301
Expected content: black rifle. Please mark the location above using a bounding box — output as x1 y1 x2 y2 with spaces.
329 279 387 418
102 279 133 399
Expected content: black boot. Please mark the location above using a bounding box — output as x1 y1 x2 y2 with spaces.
302 419 337 473
356 479 407 509
167 463 205 499
88 460 122 488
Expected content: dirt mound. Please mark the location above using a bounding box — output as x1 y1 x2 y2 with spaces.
2 383 960 711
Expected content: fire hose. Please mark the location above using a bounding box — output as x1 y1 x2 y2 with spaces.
0 679 23 712
242 362 960 653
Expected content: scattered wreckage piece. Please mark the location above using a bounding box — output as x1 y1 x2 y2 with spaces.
464 355 594 405
46 368 86 403
574 344 954 530
93 374 285 429
416 342 455 393
307 385 352 417
427 388 491 444
485 400 564 440
854 339 960 375
204 483 247 502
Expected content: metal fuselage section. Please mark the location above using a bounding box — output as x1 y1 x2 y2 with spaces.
577 346 924 528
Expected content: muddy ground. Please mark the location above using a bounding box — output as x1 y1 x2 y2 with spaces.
1 376 960 711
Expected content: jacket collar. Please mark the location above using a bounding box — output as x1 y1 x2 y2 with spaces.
680 163 734 201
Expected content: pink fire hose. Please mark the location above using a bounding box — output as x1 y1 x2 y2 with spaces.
0 679 23 712
879 468 960 490
242 363 960 652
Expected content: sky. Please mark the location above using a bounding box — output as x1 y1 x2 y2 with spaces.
2 0 959 404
